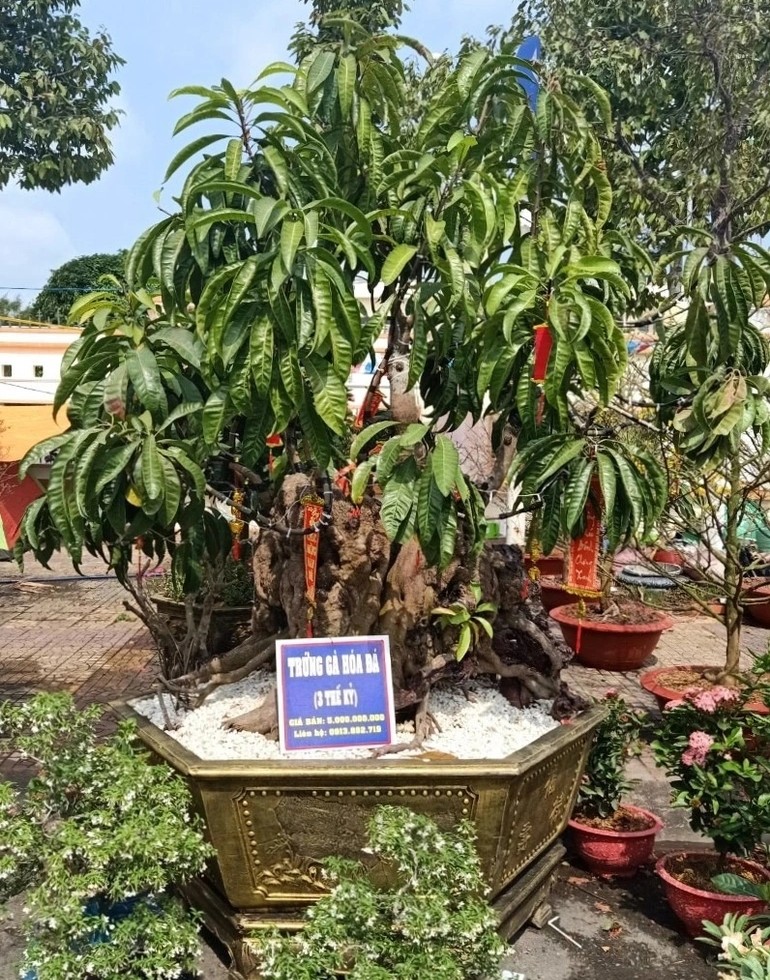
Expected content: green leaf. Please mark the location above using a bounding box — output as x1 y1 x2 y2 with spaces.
350 420 399 459
382 244 418 285
307 50 337 94
140 434 165 502
305 355 348 434
456 622 472 660
224 138 242 181
127 347 167 417
337 54 356 117
164 133 229 182
250 315 275 396
153 327 203 370
202 389 228 445
563 458 595 535
432 436 460 495
280 220 304 274
351 458 376 504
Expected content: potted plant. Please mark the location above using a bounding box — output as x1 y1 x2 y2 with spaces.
0 692 214 980
568 693 662 876
152 549 254 658
249 806 507 979
651 684 770 938
16 1 663 966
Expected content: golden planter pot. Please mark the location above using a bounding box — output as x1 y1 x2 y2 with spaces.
116 701 604 979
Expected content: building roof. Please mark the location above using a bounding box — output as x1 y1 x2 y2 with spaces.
0 404 68 462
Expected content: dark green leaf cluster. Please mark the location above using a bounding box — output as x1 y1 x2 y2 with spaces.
510 433 666 553
252 806 505 980
31 252 127 325
650 242 770 467
0 0 123 191
22 17 656 581
0 692 213 979
575 694 646 820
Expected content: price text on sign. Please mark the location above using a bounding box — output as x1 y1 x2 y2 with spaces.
276 635 396 752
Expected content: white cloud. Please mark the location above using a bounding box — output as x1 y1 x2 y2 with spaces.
0 195 74 299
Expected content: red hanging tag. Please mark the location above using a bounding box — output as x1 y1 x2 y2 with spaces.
354 390 383 430
302 495 324 637
532 323 553 384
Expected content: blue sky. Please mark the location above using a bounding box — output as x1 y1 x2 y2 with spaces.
0 0 515 303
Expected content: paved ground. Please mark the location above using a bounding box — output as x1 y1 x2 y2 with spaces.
0 554 764 978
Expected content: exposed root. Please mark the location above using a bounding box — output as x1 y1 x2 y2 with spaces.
508 612 563 676
224 686 279 738
702 667 744 688
478 648 560 700
371 692 440 757
158 631 287 708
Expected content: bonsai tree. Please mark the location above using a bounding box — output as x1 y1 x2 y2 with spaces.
18 15 664 735
517 0 770 682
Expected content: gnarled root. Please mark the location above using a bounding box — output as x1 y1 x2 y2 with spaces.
371 692 440 757
156 631 287 708
224 685 279 738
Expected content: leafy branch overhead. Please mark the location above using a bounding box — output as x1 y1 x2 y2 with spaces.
21 18 665 582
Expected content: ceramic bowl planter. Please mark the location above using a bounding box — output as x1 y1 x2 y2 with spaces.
550 603 673 671
568 804 663 877
524 551 565 579
640 666 769 715
154 597 253 657
538 576 571 613
656 852 770 938
743 585 770 627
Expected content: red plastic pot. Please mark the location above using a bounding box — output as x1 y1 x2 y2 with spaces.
539 576 571 613
568 805 663 877
653 547 684 566
550 603 673 671
657 852 770 938
640 666 769 715
524 551 565 578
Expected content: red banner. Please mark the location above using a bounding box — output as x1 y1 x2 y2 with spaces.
532 323 553 384
565 495 602 599
303 496 325 637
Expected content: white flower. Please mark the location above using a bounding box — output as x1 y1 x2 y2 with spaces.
721 931 748 956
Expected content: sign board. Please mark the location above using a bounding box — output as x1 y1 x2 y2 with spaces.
276 635 396 753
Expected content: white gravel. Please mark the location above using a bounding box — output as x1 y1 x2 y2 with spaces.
131 673 560 762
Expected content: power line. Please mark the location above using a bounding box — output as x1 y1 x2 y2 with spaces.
0 286 119 292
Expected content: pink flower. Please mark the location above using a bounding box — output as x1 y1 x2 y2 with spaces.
690 687 739 714
605 689 619 698
681 730 714 766
664 698 686 711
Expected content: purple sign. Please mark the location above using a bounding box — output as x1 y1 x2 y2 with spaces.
276 635 396 753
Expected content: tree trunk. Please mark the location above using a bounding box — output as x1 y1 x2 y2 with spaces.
721 454 743 678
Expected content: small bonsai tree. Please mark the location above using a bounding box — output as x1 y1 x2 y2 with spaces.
251 806 506 980
18 11 664 730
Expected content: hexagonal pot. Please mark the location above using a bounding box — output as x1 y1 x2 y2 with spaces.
114 699 605 976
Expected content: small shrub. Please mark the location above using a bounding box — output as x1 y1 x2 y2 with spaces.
575 693 646 820
0 693 214 980
251 806 507 980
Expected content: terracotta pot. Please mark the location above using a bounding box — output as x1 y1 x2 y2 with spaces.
744 585 770 627
539 576 571 613
550 603 673 671
653 548 684 566
568 805 662 877
639 666 769 715
525 551 565 578
656 852 770 938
